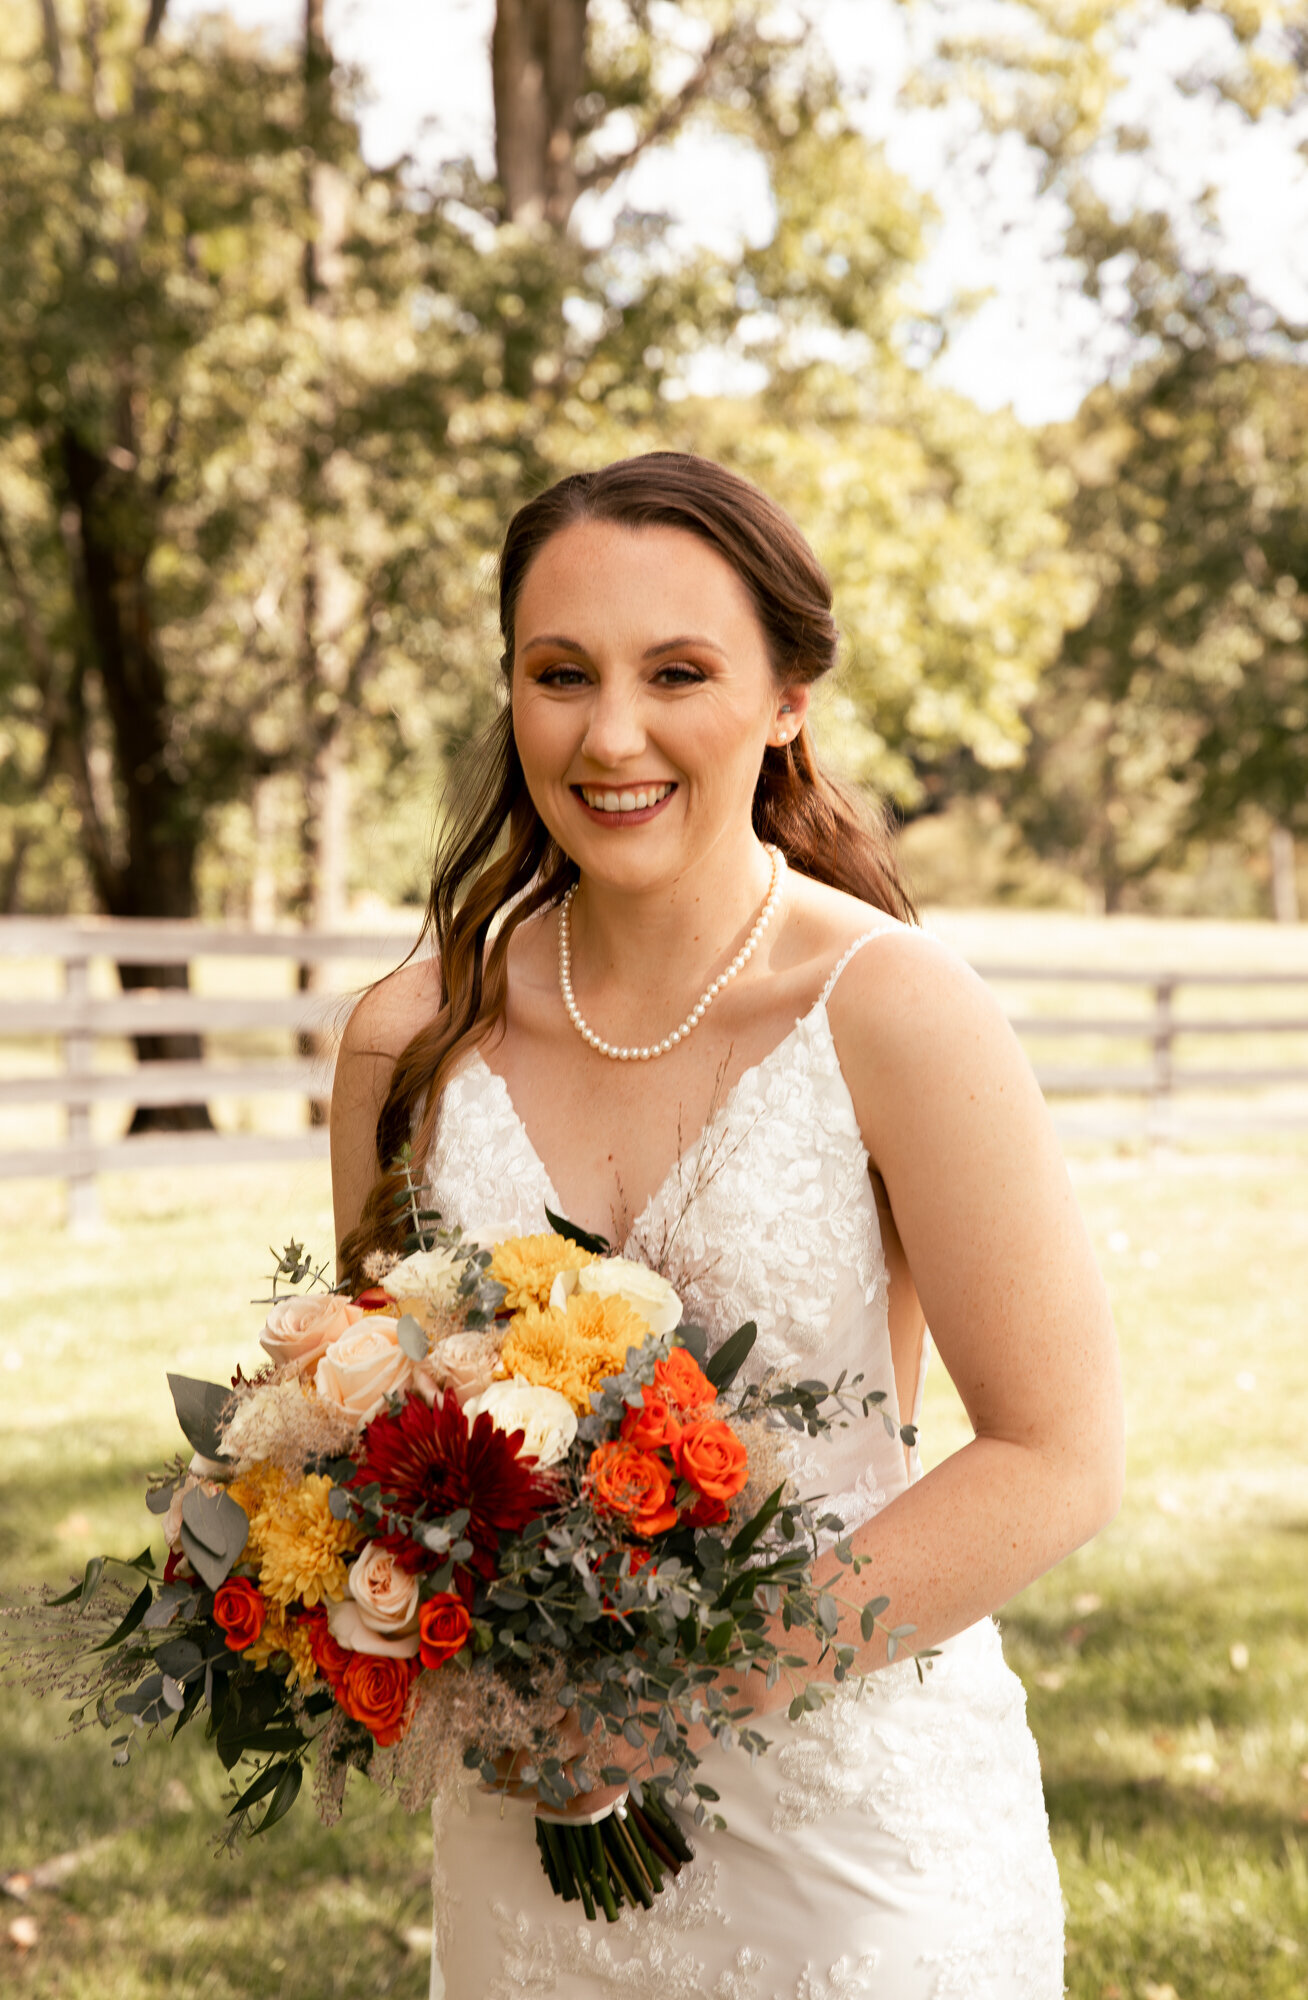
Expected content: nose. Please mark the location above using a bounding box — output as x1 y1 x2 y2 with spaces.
579 676 647 769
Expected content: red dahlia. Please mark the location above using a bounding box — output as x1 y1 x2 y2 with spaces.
349 1392 551 1579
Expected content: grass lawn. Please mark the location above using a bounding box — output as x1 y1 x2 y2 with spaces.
1 1151 1305 1998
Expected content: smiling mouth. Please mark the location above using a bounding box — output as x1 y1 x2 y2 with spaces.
574 781 676 815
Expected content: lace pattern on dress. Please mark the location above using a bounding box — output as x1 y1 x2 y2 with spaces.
423 922 1065 2000
484 1862 769 2000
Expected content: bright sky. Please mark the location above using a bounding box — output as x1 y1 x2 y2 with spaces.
174 0 1308 424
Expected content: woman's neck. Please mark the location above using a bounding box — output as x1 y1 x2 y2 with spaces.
566 831 777 1013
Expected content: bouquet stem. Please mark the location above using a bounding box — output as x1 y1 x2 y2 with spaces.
534 1794 693 1921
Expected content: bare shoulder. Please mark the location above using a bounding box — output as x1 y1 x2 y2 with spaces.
331 953 441 1252
780 867 918 979
337 954 442 1066
818 915 1045 1161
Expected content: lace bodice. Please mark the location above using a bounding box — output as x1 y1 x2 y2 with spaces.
424 924 922 1540
423 923 1067 1999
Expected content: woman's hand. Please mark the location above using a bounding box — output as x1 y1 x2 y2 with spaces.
477 1708 648 1819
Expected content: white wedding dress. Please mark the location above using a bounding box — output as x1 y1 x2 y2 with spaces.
422 926 1066 1999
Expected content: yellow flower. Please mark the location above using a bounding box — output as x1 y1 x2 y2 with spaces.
256 1472 360 1609
226 1463 290 1568
489 1233 599 1312
500 1292 651 1414
247 1608 318 1688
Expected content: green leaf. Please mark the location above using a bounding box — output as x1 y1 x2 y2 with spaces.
727 1482 786 1562
93 1580 152 1652
395 1314 428 1361
543 1205 611 1256
258 1763 304 1834
179 1488 249 1592
47 1555 105 1608
705 1321 757 1393
166 1374 232 1461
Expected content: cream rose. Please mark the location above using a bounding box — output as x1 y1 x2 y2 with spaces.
327 1596 421 1659
421 1328 502 1407
345 1541 421 1636
462 1376 578 1468
549 1257 682 1337
380 1245 465 1312
314 1319 413 1425
260 1294 364 1368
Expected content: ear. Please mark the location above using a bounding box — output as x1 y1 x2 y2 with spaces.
770 683 810 747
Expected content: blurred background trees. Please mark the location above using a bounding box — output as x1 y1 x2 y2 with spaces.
0 0 1304 927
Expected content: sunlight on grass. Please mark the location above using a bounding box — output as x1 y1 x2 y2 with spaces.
3 1154 1306 1996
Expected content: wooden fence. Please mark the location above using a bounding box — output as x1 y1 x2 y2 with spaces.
3 917 1307 1231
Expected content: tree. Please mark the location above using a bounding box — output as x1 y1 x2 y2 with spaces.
909 0 1308 908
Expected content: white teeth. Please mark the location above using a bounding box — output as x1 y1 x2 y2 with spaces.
579 782 673 813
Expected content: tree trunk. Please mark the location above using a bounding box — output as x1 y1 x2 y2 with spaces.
59 428 213 1131
492 0 588 228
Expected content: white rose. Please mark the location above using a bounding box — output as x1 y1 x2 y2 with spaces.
462 1376 578 1468
380 1245 465 1312
314 1319 414 1425
549 1257 682 1337
422 1328 502 1407
346 1542 421 1636
260 1294 364 1368
327 1596 421 1659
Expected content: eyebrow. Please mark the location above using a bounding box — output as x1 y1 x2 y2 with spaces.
520 632 727 659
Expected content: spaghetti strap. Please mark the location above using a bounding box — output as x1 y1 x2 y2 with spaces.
817 916 905 1008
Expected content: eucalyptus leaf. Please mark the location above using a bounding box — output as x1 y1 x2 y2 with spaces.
179 1487 249 1592
166 1374 232 1461
395 1314 428 1361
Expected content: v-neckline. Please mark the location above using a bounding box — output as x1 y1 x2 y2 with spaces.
469 998 827 1251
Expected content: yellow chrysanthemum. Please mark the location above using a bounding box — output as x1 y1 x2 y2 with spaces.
226 1463 291 1567
500 1292 651 1414
489 1233 599 1312
256 1472 360 1609
247 1608 318 1688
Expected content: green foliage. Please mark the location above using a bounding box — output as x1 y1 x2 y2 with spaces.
911 0 1308 901
0 0 1099 916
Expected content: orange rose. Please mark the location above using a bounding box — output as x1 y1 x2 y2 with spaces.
619 1385 683 1453
653 1347 716 1413
681 1492 730 1530
588 1441 678 1539
418 1593 472 1669
338 1652 420 1745
301 1607 352 1687
213 1577 267 1652
675 1419 749 1502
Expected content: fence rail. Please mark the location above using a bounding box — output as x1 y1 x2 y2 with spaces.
3 918 1307 1231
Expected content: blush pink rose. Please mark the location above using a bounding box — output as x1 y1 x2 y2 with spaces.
261 1295 365 1369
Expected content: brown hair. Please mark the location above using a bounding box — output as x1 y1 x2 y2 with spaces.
339 452 916 1287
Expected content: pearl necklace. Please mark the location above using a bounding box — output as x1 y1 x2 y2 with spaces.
557 845 786 1062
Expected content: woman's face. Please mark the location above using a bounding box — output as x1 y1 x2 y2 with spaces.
510 519 807 894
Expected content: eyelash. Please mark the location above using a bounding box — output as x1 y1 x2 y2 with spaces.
534 663 706 688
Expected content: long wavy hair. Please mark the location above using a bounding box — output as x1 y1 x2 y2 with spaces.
339 451 916 1287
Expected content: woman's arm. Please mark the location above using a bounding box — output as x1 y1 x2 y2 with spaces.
330 960 442 1256
751 930 1123 1694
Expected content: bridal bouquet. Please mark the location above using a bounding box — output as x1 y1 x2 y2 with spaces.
17 1162 919 1923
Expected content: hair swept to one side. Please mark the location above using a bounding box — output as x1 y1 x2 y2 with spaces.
338 451 916 1289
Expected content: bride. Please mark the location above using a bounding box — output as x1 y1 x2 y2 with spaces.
331 452 1123 1999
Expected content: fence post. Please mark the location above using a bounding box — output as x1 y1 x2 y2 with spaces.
1148 976 1175 1145
63 949 98 1235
